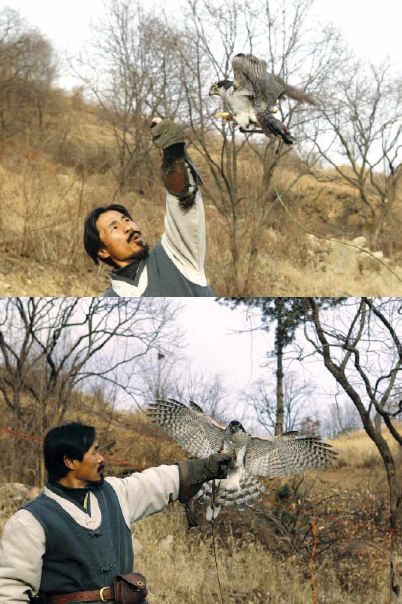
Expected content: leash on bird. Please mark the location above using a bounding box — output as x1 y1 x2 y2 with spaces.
211 480 225 604
184 480 225 603
273 186 402 286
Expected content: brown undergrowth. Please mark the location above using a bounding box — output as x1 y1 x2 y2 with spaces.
0 405 396 602
0 93 401 296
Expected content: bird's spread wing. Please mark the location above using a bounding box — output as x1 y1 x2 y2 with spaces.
147 398 226 457
245 433 336 477
232 54 285 107
232 53 267 94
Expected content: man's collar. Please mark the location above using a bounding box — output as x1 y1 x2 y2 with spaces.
111 256 145 280
47 480 100 495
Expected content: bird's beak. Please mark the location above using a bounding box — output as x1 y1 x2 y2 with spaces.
208 86 215 97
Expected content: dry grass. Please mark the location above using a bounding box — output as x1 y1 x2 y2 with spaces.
331 422 402 468
0 149 165 295
133 503 388 603
0 406 396 603
0 92 402 296
95 416 402 603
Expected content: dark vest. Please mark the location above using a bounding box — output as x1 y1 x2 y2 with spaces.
24 482 133 598
105 243 215 297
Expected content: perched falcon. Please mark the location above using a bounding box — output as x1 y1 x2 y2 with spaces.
147 398 336 520
209 53 318 145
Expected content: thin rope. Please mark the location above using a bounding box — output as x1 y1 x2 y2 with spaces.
309 520 318 604
274 186 402 285
211 481 224 604
211 521 224 604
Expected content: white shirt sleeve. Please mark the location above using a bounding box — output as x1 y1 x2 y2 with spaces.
0 510 45 603
106 464 180 526
161 173 208 286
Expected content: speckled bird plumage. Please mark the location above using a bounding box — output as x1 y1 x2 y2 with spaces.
147 399 336 520
209 53 318 145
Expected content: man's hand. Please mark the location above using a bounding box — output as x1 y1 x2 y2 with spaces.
150 116 202 204
177 453 234 507
150 117 186 150
187 453 235 485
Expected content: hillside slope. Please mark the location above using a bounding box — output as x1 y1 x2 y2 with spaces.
0 405 397 603
0 94 401 296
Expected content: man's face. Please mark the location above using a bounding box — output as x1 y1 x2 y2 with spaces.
71 441 105 486
96 210 149 268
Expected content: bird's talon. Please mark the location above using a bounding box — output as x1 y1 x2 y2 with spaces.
213 112 232 121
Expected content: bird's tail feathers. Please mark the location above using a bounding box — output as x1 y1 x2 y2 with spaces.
279 82 318 106
256 111 294 145
197 474 262 511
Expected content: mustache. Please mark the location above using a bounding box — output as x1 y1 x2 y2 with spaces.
127 230 142 244
98 463 105 473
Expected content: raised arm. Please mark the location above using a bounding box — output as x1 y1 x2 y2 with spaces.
150 118 208 285
106 464 180 525
106 455 234 526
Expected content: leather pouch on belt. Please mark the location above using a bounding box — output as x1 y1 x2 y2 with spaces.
113 573 148 604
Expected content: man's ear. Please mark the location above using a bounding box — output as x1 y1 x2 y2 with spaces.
97 248 111 261
63 455 77 471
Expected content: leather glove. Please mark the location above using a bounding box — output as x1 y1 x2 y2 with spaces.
150 117 186 149
187 453 234 485
150 117 203 205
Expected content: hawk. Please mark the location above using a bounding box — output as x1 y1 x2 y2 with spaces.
147 398 336 520
209 53 318 145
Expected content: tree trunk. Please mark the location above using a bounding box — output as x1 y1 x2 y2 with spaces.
390 500 402 601
275 301 285 436
391 549 402 602
374 412 382 434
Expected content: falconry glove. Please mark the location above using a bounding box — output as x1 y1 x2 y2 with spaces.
177 453 234 505
150 118 186 149
150 117 203 208
187 453 234 484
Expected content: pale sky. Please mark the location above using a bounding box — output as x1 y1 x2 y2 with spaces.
180 299 269 388
150 298 402 435
0 1 399 430
1 0 401 89
154 298 339 432
90 297 339 433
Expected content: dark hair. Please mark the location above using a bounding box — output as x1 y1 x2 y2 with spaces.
83 204 133 266
44 422 96 481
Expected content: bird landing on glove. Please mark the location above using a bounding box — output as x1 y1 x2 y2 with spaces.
209 52 318 145
147 399 336 522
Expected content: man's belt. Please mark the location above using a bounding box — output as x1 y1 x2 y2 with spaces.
45 572 147 604
46 586 113 603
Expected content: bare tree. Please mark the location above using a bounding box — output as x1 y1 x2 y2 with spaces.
180 370 228 422
322 394 362 437
79 0 185 190
0 297 179 483
175 0 344 294
138 350 228 422
307 60 402 249
0 8 57 141
137 349 182 402
305 297 402 601
245 371 314 434
220 297 341 434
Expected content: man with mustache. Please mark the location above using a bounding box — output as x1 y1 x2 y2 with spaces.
84 118 214 296
0 422 232 603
